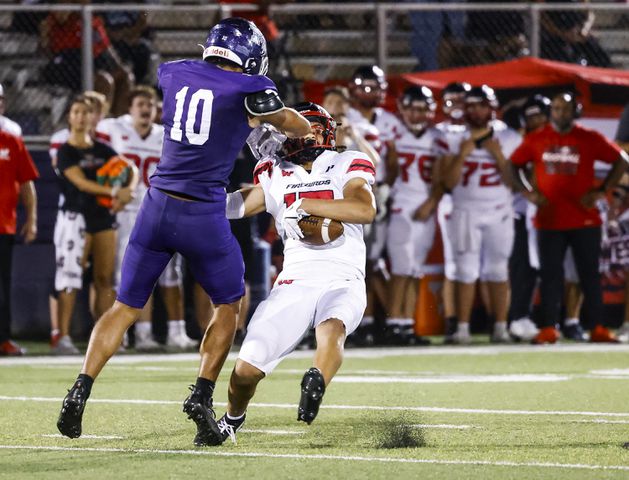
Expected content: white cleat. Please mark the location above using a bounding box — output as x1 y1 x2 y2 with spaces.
51 335 80 355
167 333 197 350
490 328 512 344
135 336 162 352
616 324 629 343
451 330 472 345
509 318 540 342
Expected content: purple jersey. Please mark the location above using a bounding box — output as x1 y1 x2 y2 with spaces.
151 60 277 201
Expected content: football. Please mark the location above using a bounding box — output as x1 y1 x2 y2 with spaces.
298 215 344 246
95 156 132 208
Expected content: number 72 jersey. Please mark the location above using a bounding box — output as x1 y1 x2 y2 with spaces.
254 150 376 279
445 121 522 205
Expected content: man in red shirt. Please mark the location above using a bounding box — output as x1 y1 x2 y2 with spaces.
511 92 629 343
0 130 39 355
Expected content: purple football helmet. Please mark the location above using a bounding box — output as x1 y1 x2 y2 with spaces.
202 17 268 75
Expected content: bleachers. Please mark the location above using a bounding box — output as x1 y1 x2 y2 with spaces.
0 3 628 136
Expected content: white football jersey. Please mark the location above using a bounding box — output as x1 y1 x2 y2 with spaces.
0 115 22 137
49 128 69 163
96 116 164 210
392 125 447 205
254 149 375 280
443 120 521 206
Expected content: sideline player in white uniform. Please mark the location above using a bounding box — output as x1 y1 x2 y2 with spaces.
435 82 470 343
442 85 522 344
212 103 376 443
96 86 196 350
346 65 402 340
386 86 446 344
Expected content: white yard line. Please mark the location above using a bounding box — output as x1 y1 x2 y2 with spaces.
574 419 629 425
3 343 629 366
411 424 474 429
41 434 124 440
240 429 304 435
2 395 629 418
0 445 627 471
334 374 570 384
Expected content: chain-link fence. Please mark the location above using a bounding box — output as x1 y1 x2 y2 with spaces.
0 2 627 139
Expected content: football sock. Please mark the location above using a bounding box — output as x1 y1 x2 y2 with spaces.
457 323 470 335
494 321 507 334
195 377 215 398
136 321 151 338
226 412 246 424
564 317 579 327
75 374 94 398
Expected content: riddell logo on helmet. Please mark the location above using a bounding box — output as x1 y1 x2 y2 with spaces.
208 47 230 58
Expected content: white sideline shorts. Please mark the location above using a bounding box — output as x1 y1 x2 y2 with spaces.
447 202 514 283
54 210 86 291
238 276 366 374
387 205 436 278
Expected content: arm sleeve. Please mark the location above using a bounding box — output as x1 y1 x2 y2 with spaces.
615 104 629 143
510 136 534 166
15 137 39 183
593 131 622 164
94 118 114 145
252 158 276 216
57 144 79 173
342 152 376 187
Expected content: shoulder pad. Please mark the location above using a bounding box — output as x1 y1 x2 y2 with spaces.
245 89 284 117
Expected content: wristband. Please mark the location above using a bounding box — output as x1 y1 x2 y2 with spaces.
111 185 120 198
226 191 246 219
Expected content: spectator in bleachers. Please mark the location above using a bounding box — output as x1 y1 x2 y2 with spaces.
511 92 628 344
405 0 466 71
103 8 158 85
52 95 137 354
0 84 23 138
40 1 134 117
0 130 38 356
465 0 529 64
540 0 611 68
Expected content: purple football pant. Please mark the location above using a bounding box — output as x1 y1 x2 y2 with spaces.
117 187 245 308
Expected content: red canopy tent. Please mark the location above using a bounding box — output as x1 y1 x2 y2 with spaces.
392 57 629 118
304 57 629 118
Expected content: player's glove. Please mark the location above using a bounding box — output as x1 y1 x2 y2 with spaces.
282 198 307 240
246 125 287 161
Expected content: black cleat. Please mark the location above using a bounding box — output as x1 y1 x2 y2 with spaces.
183 386 222 446
57 382 88 438
216 413 246 445
298 368 326 425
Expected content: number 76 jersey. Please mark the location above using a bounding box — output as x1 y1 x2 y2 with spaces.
254 149 376 280
445 121 522 206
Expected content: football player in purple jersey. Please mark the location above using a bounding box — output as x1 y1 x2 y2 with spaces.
57 18 310 446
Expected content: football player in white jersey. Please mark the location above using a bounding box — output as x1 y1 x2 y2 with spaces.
435 82 470 343
212 103 376 443
95 86 196 350
386 86 446 344
346 65 403 341
442 85 522 344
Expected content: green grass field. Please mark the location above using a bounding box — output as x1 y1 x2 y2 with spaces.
1 342 629 479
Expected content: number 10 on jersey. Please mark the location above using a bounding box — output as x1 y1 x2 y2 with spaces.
170 86 214 145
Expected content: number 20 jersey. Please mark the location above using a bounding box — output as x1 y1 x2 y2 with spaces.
96 115 163 211
151 60 277 201
443 120 522 206
254 150 376 280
